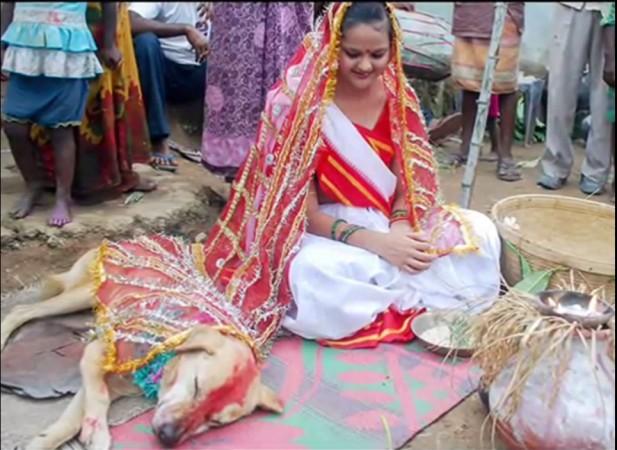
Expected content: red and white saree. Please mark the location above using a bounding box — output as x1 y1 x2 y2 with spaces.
283 95 501 347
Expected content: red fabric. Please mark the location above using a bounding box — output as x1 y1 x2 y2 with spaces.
319 308 426 349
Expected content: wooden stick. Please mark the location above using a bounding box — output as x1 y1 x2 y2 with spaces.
459 2 509 209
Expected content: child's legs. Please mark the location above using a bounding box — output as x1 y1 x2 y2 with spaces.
48 127 76 201
2 121 44 188
2 121 45 218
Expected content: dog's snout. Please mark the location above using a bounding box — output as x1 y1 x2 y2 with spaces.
156 423 181 448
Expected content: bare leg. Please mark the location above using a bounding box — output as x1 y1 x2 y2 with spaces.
2 121 44 219
452 90 478 165
79 340 113 450
48 127 77 227
25 389 86 450
481 117 500 162
496 92 522 181
0 284 93 350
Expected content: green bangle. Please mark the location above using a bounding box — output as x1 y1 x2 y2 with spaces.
331 219 347 240
391 209 408 219
339 225 365 244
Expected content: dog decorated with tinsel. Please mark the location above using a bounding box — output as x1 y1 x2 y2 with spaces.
0 235 286 449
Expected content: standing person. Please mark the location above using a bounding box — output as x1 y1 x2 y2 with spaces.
601 3 614 202
200 3 313 181
450 2 525 182
129 2 209 173
31 2 155 205
538 2 611 195
1 2 121 227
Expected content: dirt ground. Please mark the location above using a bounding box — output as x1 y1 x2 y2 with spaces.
0 132 613 449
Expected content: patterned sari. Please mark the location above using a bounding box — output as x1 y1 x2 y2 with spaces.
90 3 495 375
31 3 151 202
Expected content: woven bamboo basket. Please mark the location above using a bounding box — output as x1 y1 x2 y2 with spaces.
491 195 615 303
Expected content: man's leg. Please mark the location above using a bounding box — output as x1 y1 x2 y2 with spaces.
165 60 207 104
580 12 611 194
453 90 478 165
539 5 592 188
133 32 175 168
496 92 522 181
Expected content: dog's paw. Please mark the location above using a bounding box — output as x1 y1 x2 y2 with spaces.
24 434 55 450
79 417 111 450
1 305 32 351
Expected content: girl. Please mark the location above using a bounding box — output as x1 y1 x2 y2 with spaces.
1 2 121 227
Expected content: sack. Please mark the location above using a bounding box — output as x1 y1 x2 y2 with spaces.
395 9 454 81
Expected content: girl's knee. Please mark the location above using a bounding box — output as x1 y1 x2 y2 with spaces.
2 120 30 139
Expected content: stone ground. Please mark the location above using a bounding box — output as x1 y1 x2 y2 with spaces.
0 115 613 450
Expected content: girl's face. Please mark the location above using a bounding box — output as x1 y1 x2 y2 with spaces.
337 21 391 91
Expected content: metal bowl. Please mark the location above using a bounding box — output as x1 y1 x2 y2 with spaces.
536 290 614 328
411 311 475 358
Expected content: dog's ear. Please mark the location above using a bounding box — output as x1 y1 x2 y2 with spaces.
257 384 284 414
175 325 224 355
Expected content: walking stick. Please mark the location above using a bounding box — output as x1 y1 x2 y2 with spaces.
459 2 509 208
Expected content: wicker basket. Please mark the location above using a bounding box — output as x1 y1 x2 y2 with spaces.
491 195 615 303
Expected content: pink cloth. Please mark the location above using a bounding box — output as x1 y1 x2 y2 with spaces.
488 94 500 119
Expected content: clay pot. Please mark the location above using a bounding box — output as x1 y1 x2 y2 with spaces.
490 329 615 450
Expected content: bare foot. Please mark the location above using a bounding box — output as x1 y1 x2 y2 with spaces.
10 187 43 219
48 197 72 228
132 176 157 192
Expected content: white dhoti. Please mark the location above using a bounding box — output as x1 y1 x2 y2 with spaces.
283 204 501 340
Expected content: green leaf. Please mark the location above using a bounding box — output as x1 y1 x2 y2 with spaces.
505 241 533 278
124 192 144 206
512 269 555 295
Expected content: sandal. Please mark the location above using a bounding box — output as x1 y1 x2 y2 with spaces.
150 153 178 172
445 153 468 167
497 159 522 182
168 140 201 163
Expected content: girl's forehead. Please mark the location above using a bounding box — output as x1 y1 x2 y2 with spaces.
341 23 390 48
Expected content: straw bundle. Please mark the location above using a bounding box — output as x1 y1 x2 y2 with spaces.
468 282 615 449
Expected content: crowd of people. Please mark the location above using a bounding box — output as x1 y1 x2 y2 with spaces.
0 1 614 232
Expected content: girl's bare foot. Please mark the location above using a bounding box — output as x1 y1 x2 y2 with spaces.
48 197 72 228
10 186 43 219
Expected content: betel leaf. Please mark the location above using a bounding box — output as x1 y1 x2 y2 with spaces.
512 269 555 295
505 241 533 278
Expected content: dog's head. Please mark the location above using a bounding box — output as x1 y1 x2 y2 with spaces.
152 325 283 447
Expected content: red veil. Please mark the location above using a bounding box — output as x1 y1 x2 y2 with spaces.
93 3 475 374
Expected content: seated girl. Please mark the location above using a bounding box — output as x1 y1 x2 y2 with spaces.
281 2 501 347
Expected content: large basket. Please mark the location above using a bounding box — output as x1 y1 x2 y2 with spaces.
491 195 615 302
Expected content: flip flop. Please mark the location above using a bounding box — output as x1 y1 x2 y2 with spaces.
497 159 522 182
168 140 201 163
150 153 178 172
